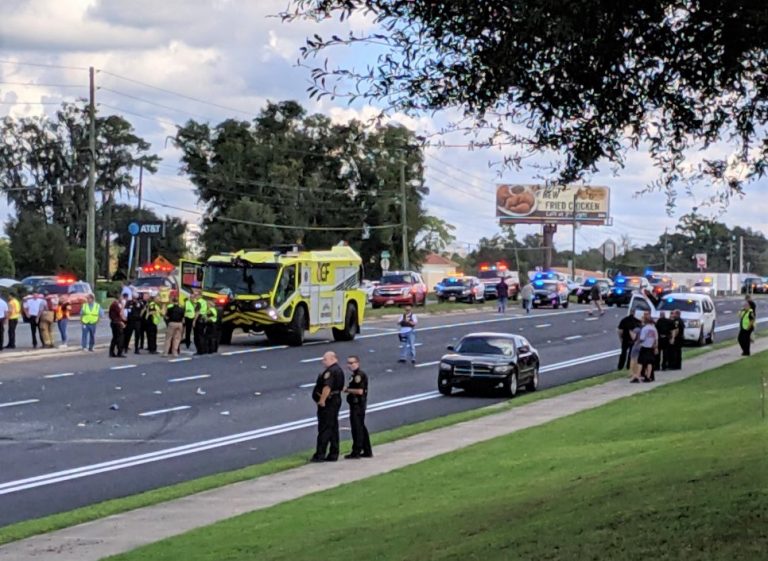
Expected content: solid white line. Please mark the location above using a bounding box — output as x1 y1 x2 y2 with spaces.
222 345 288 356
0 345 646 496
564 335 583 340
0 399 40 409
300 357 323 363
168 374 211 383
138 405 192 417
535 323 551 328
110 364 137 371
44 372 75 379
168 357 192 363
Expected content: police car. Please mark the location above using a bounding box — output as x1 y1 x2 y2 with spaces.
436 275 486 304
605 275 650 307
530 273 569 309
629 292 716 346
575 278 612 304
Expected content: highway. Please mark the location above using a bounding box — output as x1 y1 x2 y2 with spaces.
0 296 756 526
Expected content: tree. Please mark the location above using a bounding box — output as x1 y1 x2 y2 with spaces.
286 1 768 202
174 101 429 270
415 215 456 255
0 239 15 278
0 102 159 248
6 211 70 278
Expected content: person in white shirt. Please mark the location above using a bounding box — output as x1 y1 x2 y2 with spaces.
637 311 658 383
0 295 8 351
24 293 45 349
397 305 418 364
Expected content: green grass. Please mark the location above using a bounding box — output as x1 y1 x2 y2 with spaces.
110 352 768 561
0 331 752 546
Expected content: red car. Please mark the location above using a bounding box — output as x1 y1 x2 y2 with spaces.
36 277 93 315
371 271 428 308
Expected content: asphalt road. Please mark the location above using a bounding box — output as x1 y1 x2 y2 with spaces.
0 297 757 526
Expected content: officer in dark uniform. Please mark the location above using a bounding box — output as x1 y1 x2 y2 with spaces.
655 311 674 370
205 301 219 354
343 355 372 459
668 309 685 370
123 294 146 355
310 351 345 462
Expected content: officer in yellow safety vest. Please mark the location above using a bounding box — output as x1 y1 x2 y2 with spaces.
5 292 21 350
192 291 209 355
738 300 756 357
80 294 102 352
183 295 196 350
143 295 162 354
205 302 219 354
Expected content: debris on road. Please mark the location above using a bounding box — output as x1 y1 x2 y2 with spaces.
109 404 120 411
195 387 206 395
153 390 162 395
220 410 230 416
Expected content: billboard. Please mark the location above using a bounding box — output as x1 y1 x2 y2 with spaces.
496 184 611 225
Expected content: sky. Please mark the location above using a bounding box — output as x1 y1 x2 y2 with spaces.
1 0 767 257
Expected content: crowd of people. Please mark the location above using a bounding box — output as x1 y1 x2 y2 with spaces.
617 309 686 383
0 288 73 351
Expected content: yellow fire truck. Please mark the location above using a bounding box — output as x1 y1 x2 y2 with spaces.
179 245 366 346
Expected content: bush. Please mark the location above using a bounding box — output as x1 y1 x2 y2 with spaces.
96 280 123 298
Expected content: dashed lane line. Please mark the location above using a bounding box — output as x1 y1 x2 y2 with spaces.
168 374 211 383
110 364 137 371
564 335 583 340
138 405 192 417
44 372 76 379
0 399 40 409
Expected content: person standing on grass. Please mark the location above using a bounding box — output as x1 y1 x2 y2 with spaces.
496 277 509 313
738 300 756 356
520 282 534 314
637 312 658 382
617 312 641 370
667 309 685 370
80 294 101 352
343 355 373 459
310 351 345 463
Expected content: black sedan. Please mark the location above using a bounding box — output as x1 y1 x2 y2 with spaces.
437 333 540 397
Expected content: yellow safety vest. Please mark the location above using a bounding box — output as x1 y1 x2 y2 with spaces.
207 306 218 322
195 298 208 316
146 302 161 325
184 300 196 319
740 309 754 330
81 302 100 325
8 297 21 320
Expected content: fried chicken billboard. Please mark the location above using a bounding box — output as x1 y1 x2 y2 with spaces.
496 185 610 225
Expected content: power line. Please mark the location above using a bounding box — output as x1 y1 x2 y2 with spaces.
98 103 180 128
425 152 496 184
99 87 213 121
0 59 89 71
97 69 254 117
0 100 72 105
425 172 497 204
0 81 85 88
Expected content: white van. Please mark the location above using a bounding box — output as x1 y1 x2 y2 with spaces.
628 292 716 346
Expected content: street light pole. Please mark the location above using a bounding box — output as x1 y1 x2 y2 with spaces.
85 66 97 288
400 157 409 271
729 237 734 294
663 228 668 273
571 192 577 281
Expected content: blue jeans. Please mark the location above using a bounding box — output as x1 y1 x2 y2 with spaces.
58 318 68 344
498 296 508 313
523 298 532 313
81 324 96 350
399 330 416 361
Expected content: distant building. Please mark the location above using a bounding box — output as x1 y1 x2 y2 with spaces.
421 253 459 293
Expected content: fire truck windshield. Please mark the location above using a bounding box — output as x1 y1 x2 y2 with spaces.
203 264 279 296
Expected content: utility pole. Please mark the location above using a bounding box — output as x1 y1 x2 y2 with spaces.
739 235 744 274
571 192 577 281
400 158 409 270
85 66 97 288
131 165 144 280
729 237 734 294
662 228 668 273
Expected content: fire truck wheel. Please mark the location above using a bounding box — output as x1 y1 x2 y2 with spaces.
219 324 234 345
332 303 358 342
285 305 307 346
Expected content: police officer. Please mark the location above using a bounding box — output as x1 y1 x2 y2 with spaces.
183 294 196 349
343 355 372 459
143 294 162 354
123 293 146 354
205 301 219 354
668 309 685 370
738 300 756 356
192 291 209 355
5 290 21 349
310 351 345 462
655 311 674 371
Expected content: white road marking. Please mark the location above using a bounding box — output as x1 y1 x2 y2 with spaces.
723 310 732 314
564 335 583 340
535 323 551 328
300 357 323 363
415 360 440 368
304 340 331 346
110 364 137 371
585 317 599 321
44 372 75 379
222 345 287 356
298 382 315 388
0 399 40 409
138 405 192 417
168 357 192 363
168 374 211 383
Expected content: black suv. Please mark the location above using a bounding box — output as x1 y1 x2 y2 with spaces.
438 333 539 397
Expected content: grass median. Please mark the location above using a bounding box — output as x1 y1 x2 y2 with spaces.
0 334 752 546
110 351 768 561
